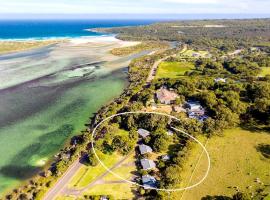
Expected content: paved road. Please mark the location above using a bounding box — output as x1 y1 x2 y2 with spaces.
43 160 82 200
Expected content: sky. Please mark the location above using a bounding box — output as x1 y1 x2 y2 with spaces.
0 0 269 18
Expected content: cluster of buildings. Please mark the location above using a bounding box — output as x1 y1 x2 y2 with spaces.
137 128 157 189
137 128 174 189
155 87 208 122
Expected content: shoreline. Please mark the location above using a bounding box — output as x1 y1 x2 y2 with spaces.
0 34 115 42
0 35 140 55
0 35 143 196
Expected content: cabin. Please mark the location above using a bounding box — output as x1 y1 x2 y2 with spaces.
139 144 153 155
138 129 150 138
140 159 156 170
142 175 157 189
156 87 178 105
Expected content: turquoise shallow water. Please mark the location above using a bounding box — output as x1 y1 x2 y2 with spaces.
0 41 130 193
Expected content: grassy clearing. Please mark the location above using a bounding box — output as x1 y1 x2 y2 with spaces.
114 126 129 137
56 196 77 200
73 152 137 199
172 128 270 199
103 152 137 181
67 125 128 189
259 67 270 76
0 40 57 54
68 151 122 189
179 49 209 58
156 61 195 79
83 183 135 199
110 41 169 56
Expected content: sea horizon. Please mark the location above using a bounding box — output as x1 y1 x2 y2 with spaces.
1 14 270 41
0 19 156 41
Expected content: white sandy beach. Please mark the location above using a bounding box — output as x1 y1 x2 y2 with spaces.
68 36 140 47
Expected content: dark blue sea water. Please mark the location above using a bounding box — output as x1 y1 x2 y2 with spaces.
0 20 155 40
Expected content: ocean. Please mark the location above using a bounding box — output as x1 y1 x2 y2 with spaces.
0 19 155 40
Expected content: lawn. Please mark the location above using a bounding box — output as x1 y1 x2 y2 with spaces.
56 196 77 200
103 152 137 181
68 151 122 189
65 152 137 200
67 126 129 189
156 61 195 79
171 128 270 199
179 49 210 58
83 183 136 199
114 125 129 137
259 67 270 76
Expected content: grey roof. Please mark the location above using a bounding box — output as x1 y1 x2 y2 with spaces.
138 128 150 138
139 144 153 154
187 102 202 110
142 175 157 189
140 159 156 170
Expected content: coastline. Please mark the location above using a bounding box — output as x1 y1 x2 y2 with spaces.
0 35 140 55
0 35 143 196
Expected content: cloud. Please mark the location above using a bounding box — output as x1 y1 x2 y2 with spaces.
0 0 269 14
160 0 219 4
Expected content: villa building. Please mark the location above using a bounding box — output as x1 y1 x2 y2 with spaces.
140 158 156 170
139 144 153 155
156 87 178 105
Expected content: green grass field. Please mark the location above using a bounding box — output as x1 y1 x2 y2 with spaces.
171 128 270 199
56 196 77 200
156 61 195 79
83 183 135 199
60 127 134 199
82 152 136 199
59 151 136 200
259 67 270 76
179 49 210 58
68 151 122 189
